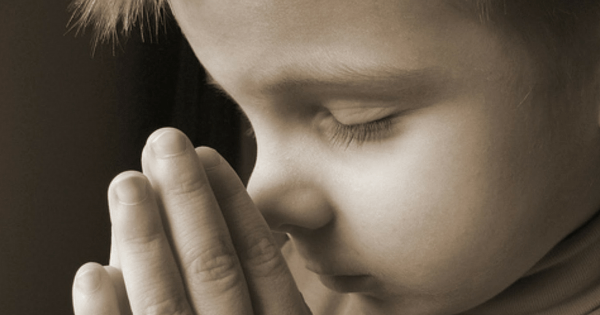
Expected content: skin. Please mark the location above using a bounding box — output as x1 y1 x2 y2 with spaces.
73 0 600 314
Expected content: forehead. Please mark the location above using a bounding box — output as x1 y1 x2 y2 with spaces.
173 0 461 36
170 0 504 96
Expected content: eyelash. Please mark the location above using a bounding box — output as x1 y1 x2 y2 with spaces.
237 107 396 147
329 116 394 147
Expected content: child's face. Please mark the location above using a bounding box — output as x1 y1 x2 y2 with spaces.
170 0 600 313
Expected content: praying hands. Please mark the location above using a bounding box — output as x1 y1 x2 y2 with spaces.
72 128 311 315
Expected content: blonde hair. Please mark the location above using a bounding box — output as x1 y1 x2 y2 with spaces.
68 0 170 49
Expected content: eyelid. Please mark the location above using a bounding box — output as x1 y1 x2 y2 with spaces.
328 116 396 147
328 106 399 125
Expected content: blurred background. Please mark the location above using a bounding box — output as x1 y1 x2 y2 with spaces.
0 0 254 313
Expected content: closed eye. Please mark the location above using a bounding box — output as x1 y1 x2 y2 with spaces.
329 116 395 148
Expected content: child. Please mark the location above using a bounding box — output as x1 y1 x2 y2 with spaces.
70 1 600 314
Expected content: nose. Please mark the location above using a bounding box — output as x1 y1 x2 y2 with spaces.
246 146 335 233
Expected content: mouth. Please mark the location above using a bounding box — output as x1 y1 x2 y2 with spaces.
305 263 375 293
317 274 376 293
293 239 378 293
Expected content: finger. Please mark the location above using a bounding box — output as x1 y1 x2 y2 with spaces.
104 266 132 315
109 171 194 315
108 220 128 314
109 229 120 267
73 262 121 315
141 128 253 315
196 147 310 315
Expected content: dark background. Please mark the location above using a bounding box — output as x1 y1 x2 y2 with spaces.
0 1 252 313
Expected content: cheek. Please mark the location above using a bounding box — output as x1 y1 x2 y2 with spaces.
327 97 555 301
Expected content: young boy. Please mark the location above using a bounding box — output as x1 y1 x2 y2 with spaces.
70 1 600 314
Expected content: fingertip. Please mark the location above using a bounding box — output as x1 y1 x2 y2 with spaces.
108 172 155 231
146 127 186 145
73 263 121 315
142 128 191 172
108 171 164 243
196 146 247 199
109 171 147 191
74 262 104 295
109 171 149 206
196 146 223 170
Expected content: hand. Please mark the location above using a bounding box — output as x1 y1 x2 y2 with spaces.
72 127 311 315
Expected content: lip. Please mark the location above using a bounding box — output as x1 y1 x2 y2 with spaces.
305 261 358 277
317 274 376 293
304 263 375 293
294 242 376 293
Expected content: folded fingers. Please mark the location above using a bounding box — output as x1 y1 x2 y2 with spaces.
106 127 307 315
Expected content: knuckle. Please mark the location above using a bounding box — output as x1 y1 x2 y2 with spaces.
119 229 164 253
185 237 244 293
242 231 286 278
167 176 209 200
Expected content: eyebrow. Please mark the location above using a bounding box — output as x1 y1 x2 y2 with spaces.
206 64 454 103
270 66 451 99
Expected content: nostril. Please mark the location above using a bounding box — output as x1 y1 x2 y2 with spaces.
277 223 315 235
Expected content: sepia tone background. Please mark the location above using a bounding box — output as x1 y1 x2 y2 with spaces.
0 0 253 313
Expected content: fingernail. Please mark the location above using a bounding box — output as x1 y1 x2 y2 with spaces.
114 175 148 205
151 129 188 158
199 147 222 169
75 268 101 294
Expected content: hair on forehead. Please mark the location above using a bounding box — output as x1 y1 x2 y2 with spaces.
71 0 594 41
70 0 600 74
68 0 170 49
